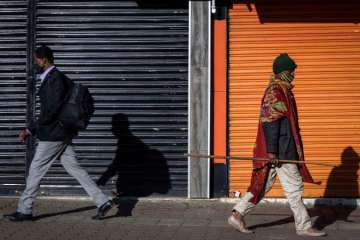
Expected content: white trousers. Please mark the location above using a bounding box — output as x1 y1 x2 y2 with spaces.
233 163 312 231
18 141 109 214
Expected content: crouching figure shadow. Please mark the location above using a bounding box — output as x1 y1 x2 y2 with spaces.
97 113 171 216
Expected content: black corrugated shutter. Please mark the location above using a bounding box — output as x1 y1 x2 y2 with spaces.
0 1 28 195
35 0 188 196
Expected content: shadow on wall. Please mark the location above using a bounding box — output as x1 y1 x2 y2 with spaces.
231 0 360 23
97 113 171 216
312 146 360 230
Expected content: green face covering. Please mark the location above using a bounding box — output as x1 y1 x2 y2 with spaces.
279 71 295 82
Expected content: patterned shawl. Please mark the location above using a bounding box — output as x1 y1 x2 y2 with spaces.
248 77 317 204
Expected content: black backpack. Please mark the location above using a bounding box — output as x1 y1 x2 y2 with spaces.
59 78 95 131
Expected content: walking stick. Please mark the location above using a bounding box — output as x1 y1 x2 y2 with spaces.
185 153 337 167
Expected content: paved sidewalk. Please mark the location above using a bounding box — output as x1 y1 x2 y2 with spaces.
0 197 359 240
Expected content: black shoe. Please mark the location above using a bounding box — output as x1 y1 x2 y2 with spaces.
92 200 113 220
4 211 33 222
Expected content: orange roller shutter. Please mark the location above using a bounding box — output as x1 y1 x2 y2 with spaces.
228 1 360 198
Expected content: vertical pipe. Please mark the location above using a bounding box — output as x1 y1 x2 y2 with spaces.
225 7 230 196
25 0 37 178
207 1 211 198
187 0 192 199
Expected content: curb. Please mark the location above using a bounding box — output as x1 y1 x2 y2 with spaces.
220 198 360 208
1 196 359 207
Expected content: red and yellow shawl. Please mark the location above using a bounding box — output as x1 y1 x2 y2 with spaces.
248 78 317 204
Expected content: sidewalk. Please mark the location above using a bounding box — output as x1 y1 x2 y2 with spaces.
0 197 359 240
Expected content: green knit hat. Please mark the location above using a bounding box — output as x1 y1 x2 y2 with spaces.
273 53 297 74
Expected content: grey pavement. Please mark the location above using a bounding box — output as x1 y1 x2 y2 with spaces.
0 197 359 240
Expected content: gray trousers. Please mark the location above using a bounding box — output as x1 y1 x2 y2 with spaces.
233 163 312 231
18 141 109 214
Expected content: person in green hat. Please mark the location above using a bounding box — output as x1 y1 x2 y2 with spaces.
228 53 326 237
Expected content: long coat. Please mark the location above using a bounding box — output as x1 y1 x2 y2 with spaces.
247 79 317 204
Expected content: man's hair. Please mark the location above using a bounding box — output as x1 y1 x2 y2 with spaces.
35 45 54 63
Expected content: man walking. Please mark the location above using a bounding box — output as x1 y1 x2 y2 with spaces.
4 45 112 221
228 53 326 237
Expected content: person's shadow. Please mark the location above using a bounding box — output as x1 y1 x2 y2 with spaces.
312 146 360 230
97 113 171 217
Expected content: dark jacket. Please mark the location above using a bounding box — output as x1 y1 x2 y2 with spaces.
28 67 77 141
262 117 298 160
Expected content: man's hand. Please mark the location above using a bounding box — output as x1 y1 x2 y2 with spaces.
19 129 30 144
96 176 108 186
268 153 280 167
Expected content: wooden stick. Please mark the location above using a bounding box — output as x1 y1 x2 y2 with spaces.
185 153 337 167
